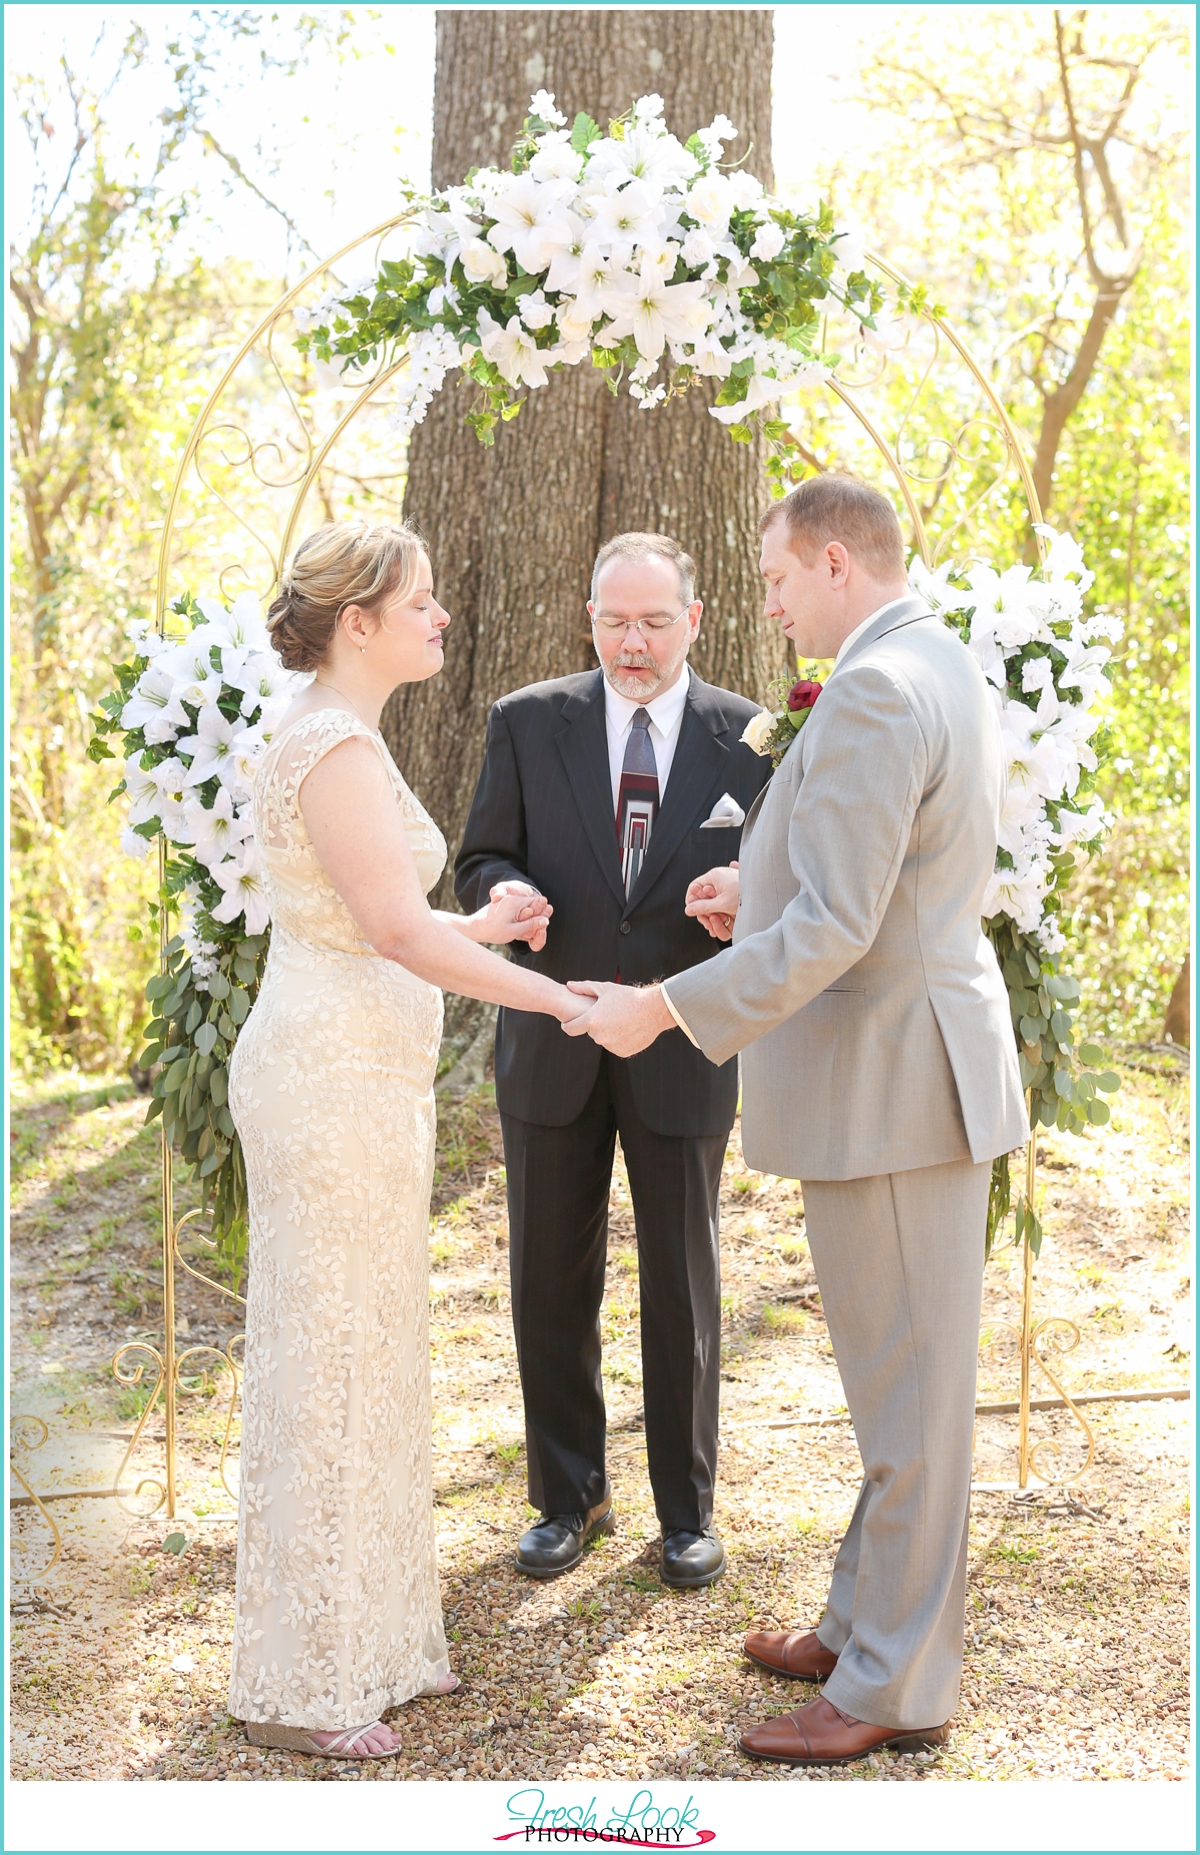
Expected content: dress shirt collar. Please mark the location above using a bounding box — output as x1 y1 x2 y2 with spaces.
833 595 915 666
602 663 692 737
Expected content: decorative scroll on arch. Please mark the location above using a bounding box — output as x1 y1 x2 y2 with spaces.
826 252 1045 571
154 214 420 620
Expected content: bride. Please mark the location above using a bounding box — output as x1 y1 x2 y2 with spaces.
228 518 585 1760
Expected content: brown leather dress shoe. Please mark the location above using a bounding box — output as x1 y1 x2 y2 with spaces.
740 1694 950 1766
743 1628 839 1681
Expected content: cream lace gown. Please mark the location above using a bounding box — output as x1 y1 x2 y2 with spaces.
228 707 450 1728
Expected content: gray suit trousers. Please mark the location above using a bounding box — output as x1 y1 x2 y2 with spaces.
804 1156 990 1729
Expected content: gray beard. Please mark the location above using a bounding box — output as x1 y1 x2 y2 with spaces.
603 645 688 702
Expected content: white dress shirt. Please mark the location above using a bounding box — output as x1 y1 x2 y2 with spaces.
603 665 692 809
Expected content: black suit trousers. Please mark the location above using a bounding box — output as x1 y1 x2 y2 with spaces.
502 1052 729 1534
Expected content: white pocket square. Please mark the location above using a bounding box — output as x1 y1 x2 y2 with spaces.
699 792 745 829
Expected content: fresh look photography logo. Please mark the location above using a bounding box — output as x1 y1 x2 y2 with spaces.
495 1786 715 1848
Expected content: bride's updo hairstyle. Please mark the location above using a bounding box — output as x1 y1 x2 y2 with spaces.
267 519 426 672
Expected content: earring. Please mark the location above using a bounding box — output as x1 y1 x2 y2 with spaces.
360 646 366 654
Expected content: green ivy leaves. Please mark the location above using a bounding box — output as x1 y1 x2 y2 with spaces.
985 915 1122 1256
139 930 267 1269
990 916 1121 1133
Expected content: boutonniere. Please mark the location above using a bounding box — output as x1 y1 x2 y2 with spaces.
740 676 823 768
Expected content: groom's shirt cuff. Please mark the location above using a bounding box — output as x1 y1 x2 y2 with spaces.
660 981 699 1048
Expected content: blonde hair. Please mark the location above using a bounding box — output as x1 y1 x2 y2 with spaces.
591 531 697 606
267 519 427 672
761 475 905 582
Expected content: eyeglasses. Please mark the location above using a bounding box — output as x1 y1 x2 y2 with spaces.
591 609 689 638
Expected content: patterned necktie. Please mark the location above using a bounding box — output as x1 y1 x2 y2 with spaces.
616 707 660 897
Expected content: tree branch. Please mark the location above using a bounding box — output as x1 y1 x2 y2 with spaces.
1054 10 1108 285
197 130 320 260
1030 272 1135 514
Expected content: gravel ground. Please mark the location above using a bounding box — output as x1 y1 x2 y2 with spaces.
9 1052 1191 1783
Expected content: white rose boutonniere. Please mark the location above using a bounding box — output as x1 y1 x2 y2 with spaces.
740 708 775 756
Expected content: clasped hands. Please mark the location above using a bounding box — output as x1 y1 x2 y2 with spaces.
488 866 740 1056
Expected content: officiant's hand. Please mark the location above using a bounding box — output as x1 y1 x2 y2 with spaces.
562 981 675 1056
685 861 739 941
479 880 553 951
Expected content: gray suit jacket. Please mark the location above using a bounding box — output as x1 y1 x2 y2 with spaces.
663 596 1027 1181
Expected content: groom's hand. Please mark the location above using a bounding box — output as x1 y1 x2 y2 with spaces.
685 861 739 941
562 982 675 1056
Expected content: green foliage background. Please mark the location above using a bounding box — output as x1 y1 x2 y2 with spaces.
1056 234 1190 1036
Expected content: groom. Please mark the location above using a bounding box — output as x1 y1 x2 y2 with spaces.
455 532 771 1586
568 476 1026 1765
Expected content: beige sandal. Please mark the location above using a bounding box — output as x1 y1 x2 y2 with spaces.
244 1719 400 1760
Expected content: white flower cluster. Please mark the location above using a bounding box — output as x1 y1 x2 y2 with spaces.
910 526 1120 949
356 91 871 435
740 709 776 756
119 594 302 947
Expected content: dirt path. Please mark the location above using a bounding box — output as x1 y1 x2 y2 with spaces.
10 1056 1191 1783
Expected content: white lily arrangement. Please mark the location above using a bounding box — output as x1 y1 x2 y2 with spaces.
89 592 305 1258
94 592 301 957
297 91 897 458
909 526 1121 956
916 527 1123 1219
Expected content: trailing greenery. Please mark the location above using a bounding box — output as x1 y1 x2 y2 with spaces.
138 930 267 1271
984 916 1121 1257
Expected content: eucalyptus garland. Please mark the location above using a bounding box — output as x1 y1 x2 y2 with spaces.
984 916 1119 1256
140 930 267 1269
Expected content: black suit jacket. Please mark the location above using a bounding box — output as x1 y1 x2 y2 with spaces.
454 668 774 1136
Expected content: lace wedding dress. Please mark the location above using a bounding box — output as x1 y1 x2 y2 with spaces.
228 707 450 1728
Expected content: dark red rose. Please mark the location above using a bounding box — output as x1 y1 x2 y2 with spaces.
786 678 822 712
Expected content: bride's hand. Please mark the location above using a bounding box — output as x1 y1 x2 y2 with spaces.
552 988 595 1024
685 861 739 941
472 882 553 950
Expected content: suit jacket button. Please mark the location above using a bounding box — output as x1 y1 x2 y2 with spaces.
619 921 631 935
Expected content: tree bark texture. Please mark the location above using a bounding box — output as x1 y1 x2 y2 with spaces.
387 8 782 905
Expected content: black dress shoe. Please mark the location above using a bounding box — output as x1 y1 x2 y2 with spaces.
515 1497 615 1578
660 1527 725 1588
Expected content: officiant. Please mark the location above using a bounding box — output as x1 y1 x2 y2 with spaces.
455 532 772 1588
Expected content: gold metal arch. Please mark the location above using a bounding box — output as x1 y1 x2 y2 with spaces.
153 212 417 622
123 216 1075 1522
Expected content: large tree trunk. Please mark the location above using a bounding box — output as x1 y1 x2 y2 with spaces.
386 8 781 912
